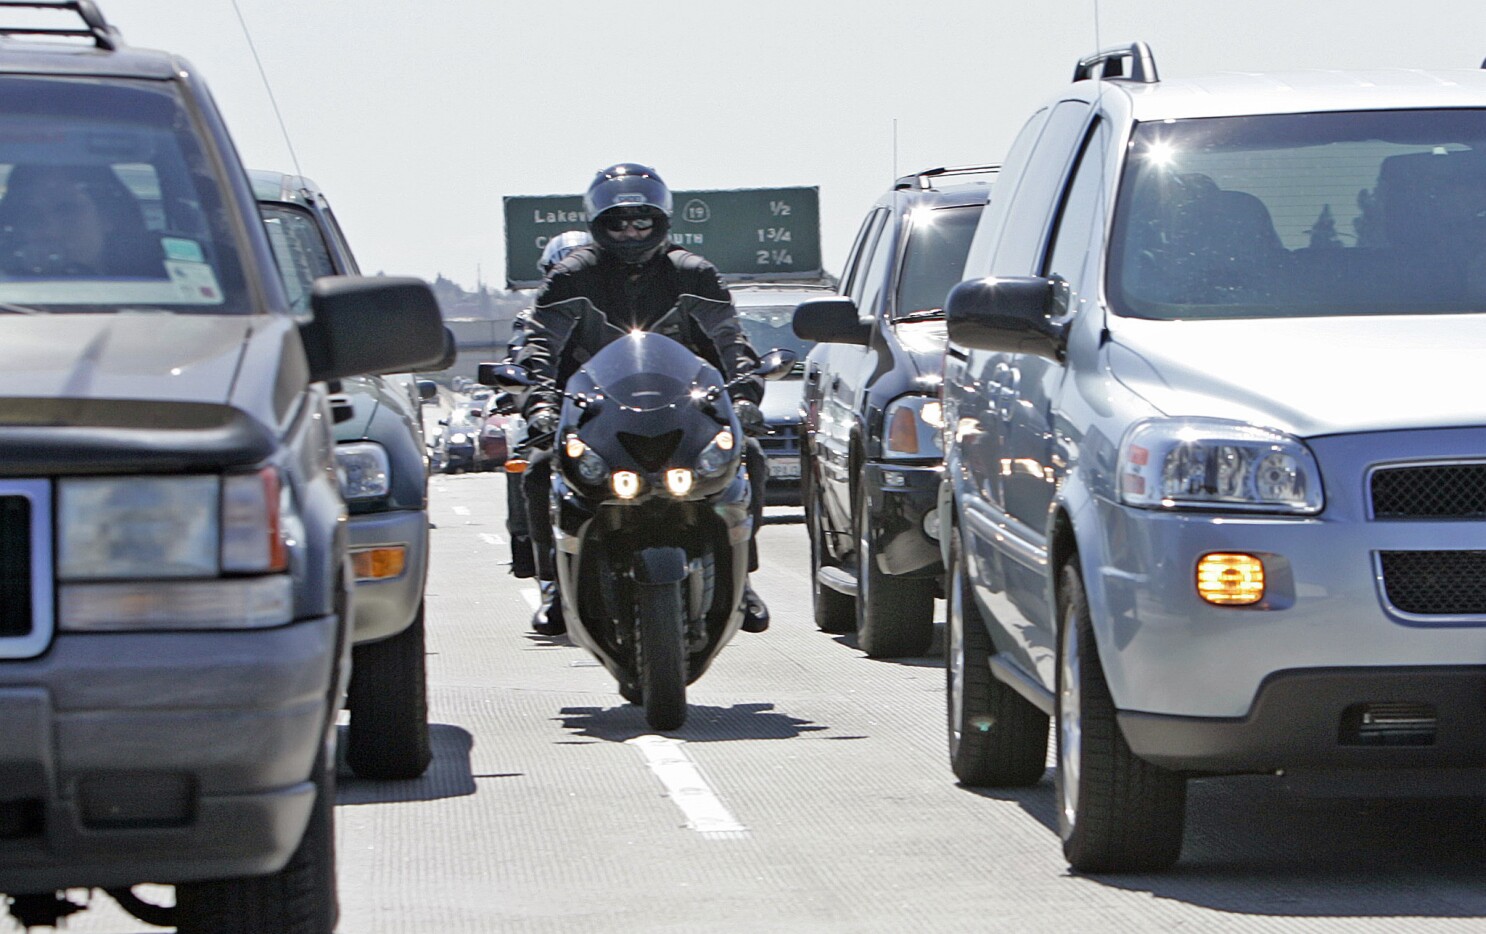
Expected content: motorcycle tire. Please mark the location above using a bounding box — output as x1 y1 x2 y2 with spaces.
636 582 688 730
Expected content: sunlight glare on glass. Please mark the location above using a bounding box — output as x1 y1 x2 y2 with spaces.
1145 140 1179 168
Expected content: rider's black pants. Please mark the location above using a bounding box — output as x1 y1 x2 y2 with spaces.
524 438 767 581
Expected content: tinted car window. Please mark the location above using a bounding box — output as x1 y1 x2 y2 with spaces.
1109 109 1486 319
0 77 248 312
1043 118 1110 282
261 203 336 312
895 203 982 317
989 101 1090 277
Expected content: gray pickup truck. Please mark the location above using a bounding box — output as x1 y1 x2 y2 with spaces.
0 4 443 932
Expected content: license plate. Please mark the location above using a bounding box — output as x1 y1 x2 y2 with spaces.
767 457 800 479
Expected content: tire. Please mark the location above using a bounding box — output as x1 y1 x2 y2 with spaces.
806 468 854 634
346 603 432 780
854 480 934 658
946 525 1048 786
636 582 688 731
1056 562 1186 872
175 748 338 934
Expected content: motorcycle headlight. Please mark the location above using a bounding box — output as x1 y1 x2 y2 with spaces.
564 434 609 485
696 429 738 477
335 442 390 501
1118 418 1323 514
883 395 945 459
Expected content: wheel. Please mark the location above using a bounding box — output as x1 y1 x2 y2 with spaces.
854 480 934 658
175 747 338 934
946 524 1049 786
1056 562 1186 872
636 582 688 730
806 467 854 634
346 603 432 780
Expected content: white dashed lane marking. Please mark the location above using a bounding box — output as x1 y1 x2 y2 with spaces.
628 735 749 840
479 532 507 546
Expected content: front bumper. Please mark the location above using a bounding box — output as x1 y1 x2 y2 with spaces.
346 507 428 644
0 617 339 891
1118 666 1486 775
863 462 943 577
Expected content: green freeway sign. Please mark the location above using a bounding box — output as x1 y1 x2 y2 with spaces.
504 186 821 289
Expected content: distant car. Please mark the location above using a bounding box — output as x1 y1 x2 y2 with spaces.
439 409 479 473
731 282 834 506
254 169 434 781
793 165 994 657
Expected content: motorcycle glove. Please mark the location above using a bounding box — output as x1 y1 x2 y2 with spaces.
526 406 560 445
733 398 766 436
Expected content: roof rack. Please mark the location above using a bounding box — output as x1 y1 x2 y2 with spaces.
1074 42 1158 84
0 1 120 51
894 164 1000 191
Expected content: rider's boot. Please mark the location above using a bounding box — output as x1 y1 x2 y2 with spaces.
532 579 566 636
741 580 769 633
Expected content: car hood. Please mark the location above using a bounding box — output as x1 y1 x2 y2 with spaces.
1107 314 1486 438
0 314 301 475
891 319 949 382
0 313 253 403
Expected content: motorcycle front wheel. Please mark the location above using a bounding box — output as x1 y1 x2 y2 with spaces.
636 581 688 730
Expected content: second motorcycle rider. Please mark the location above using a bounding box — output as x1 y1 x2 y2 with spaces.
518 162 772 637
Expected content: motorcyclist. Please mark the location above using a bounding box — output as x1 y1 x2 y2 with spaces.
517 163 771 637
500 231 594 582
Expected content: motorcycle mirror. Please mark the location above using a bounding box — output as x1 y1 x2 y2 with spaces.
755 348 798 381
479 361 531 389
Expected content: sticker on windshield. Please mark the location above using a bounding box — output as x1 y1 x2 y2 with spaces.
161 237 205 263
165 260 223 304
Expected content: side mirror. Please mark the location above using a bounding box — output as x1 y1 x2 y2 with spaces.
328 394 356 424
300 276 444 382
416 327 459 372
416 378 438 401
944 276 1069 361
793 297 871 346
755 348 798 381
479 361 531 389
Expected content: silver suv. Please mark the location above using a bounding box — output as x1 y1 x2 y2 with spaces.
941 43 1486 872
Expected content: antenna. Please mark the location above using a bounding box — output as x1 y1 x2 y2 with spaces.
230 0 303 180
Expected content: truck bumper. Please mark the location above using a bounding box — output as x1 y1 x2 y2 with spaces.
347 507 428 644
864 462 943 577
0 616 339 891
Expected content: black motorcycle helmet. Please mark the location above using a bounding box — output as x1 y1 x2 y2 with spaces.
584 163 673 265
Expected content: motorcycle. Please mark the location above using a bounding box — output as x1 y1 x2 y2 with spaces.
483 303 796 729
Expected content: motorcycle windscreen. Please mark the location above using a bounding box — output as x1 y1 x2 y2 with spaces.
576 330 724 412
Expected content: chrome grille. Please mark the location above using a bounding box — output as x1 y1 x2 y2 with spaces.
1378 550 1486 615
759 422 801 456
1 495 32 638
1371 463 1486 519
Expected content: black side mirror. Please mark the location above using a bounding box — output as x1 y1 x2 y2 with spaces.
328 393 356 424
416 378 438 401
479 361 531 389
944 276 1070 361
755 348 798 381
300 276 444 382
793 297 871 346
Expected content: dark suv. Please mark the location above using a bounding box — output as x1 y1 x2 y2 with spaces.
792 166 993 657
255 169 442 781
0 5 443 931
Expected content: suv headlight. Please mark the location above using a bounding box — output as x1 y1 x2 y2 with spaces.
1118 419 1323 514
883 395 945 459
336 442 391 501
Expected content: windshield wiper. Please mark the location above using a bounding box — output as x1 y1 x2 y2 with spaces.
0 302 41 315
895 308 945 323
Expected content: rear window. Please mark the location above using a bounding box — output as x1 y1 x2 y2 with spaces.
894 203 982 318
0 76 250 313
1110 109 1486 319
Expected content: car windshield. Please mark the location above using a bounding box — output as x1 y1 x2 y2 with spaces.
1109 109 1486 320
0 76 249 313
737 301 813 360
894 203 982 319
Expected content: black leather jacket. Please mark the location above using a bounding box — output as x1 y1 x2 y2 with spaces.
516 243 763 416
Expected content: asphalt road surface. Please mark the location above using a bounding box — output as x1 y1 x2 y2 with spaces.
63 470 1484 933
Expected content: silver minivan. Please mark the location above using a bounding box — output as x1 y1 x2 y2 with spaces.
941 43 1486 872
